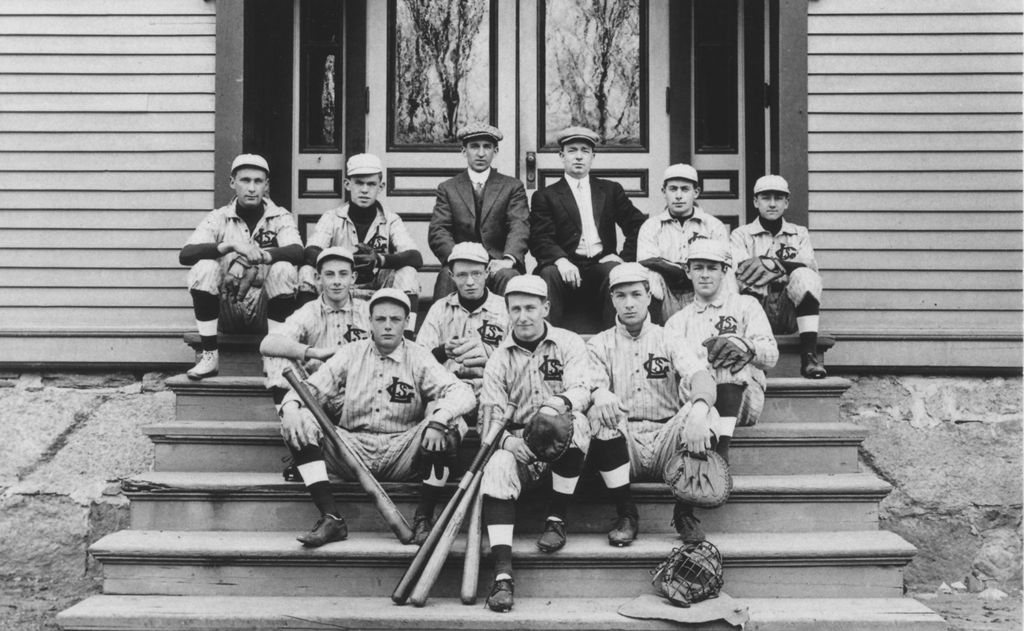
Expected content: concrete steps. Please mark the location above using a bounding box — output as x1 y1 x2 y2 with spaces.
123 471 889 533
89 529 916 599
144 420 867 474
58 595 947 631
167 374 852 423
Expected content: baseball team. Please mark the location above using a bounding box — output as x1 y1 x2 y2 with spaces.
179 123 827 612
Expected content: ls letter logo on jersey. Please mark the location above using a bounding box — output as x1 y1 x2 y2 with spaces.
478 322 503 347
254 229 279 248
775 243 797 261
539 356 564 381
386 377 415 404
714 315 739 335
367 233 389 252
345 326 367 343
643 353 671 379
687 233 709 245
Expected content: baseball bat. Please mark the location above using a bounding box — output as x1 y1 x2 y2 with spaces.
283 368 415 544
459 485 484 604
392 404 515 605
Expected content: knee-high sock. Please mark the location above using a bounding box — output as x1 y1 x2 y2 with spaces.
191 289 220 351
484 496 516 579
290 443 338 517
590 436 635 517
548 447 585 521
267 295 296 329
795 295 820 356
416 461 450 517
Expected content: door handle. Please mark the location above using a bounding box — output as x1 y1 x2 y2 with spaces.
525 151 536 189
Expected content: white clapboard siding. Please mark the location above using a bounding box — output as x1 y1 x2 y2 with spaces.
0 1 216 354
808 0 1024 361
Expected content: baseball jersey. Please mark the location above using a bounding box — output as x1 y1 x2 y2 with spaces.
276 294 371 352
731 218 817 271
665 292 778 389
185 198 301 250
587 318 709 422
479 325 591 429
416 291 510 380
636 205 730 263
282 338 476 434
308 202 418 255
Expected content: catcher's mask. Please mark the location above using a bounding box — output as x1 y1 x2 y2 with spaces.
522 407 573 462
651 541 725 607
663 450 732 509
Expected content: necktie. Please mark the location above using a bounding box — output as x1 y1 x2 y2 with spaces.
473 181 484 237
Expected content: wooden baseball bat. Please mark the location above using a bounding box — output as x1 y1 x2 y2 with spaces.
459 485 484 604
392 404 515 605
283 368 414 544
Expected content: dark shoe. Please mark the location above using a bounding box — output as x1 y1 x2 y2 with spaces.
297 513 348 547
536 518 567 553
608 513 639 547
801 352 827 379
486 578 515 612
671 503 705 544
411 511 433 546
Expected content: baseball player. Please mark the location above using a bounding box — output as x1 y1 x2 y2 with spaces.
416 242 509 394
478 275 593 612
731 175 827 378
298 153 423 332
636 164 730 323
278 288 477 547
259 246 370 407
586 263 723 546
179 153 303 380
428 123 529 298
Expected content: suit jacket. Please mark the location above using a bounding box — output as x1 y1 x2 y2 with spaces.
529 176 647 268
428 170 530 266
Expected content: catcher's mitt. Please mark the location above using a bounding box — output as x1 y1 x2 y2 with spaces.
522 406 573 462
353 243 379 285
761 285 798 335
702 336 754 374
651 541 724 607
663 450 732 509
736 256 786 288
225 260 260 302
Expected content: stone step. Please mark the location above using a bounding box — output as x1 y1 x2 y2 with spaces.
124 471 888 534
57 594 947 631
183 332 837 379
167 375 852 424
89 529 915 599
145 420 866 475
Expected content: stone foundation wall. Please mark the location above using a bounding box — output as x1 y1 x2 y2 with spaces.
0 371 1020 597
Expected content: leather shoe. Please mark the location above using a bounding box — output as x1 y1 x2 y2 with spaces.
608 513 638 547
671 502 705 544
801 352 827 379
411 511 433 546
297 513 348 547
536 518 567 553
486 578 515 612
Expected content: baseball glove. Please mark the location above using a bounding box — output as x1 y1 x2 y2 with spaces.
702 336 754 374
761 285 798 335
353 243 379 285
225 260 260 302
736 256 786 288
663 450 732 509
522 406 574 463
651 541 725 607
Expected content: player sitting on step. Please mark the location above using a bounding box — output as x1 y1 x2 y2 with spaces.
586 263 721 547
730 175 827 378
278 289 476 547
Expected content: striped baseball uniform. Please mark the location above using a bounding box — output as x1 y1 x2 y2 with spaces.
730 218 822 332
416 290 509 387
587 318 723 479
186 198 300 328
262 295 371 389
665 292 778 426
280 338 476 478
299 203 421 296
636 205 731 318
479 325 593 499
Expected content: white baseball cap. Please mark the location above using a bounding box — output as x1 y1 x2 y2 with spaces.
346 153 383 177
685 239 731 265
504 275 548 299
231 153 269 175
753 174 790 195
368 288 411 313
448 242 489 265
663 163 698 185
316 245 355 268
608 262 650 288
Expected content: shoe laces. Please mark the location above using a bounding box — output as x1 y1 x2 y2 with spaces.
544 519 566 536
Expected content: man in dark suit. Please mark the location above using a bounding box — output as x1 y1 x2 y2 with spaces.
529 126 647 329
428 123 530 300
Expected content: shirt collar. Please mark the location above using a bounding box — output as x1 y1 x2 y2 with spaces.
371 339 407 362
334 202 384 222
501 323 551 351
468 168 491 185
318 294 353 314
564 174 590 192
660 204 707 224
444 290 496 314
692 293 726 313
750 217 797 236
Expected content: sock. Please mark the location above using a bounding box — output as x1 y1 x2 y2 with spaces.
795 296 820 356
191 290 219 351
270 387 288 406
548 448 585 521
591 437 635 516
713 435 732 463
416 465 449 517
289 444 337 515
267 295 296 324
484 496 515 579
307 480 339 517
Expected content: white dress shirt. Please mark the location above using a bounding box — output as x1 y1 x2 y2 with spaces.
565 175 603 258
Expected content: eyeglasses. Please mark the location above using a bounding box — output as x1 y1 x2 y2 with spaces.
453 270 486 281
